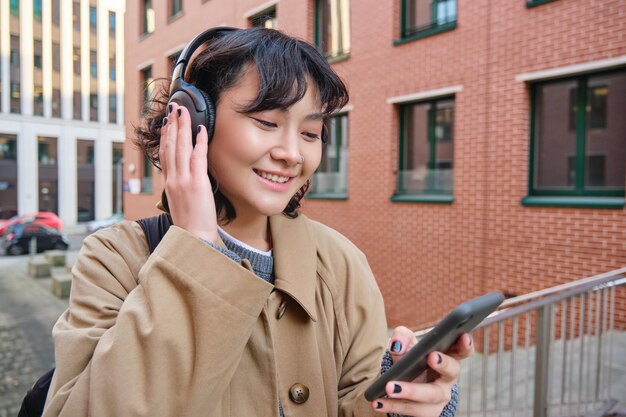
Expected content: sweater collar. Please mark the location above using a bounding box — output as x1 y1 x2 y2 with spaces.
269 214 318 322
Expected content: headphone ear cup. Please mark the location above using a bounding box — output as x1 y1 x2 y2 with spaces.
167 83 215 145
195 87 216 142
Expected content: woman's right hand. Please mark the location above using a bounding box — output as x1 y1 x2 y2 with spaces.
159 102 219 244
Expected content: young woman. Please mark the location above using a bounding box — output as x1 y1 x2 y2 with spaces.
43 28 473 417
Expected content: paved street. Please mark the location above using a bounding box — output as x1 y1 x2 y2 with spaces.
0 230 84 417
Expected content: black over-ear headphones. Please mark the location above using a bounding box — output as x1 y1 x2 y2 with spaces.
167 27 239 145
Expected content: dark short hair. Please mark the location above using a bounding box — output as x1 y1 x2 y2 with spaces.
134 27 349 222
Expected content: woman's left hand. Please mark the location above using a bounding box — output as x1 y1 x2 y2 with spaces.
371 326 474 416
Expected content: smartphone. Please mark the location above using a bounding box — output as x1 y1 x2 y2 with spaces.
364 291 504 401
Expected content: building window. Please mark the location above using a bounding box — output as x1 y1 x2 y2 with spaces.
112 142 124 214
34 85 44 116
395 97 455 199
309 113 349 198
142 0 155 35
10 83 20 113
52 43 61 117
109 59 116 81
141 155 153 193
77 140 95 222
33 39 43 68
73 1 81 31
170 0 183 18
38 137 59 214
249 7 277 29
400 0 457 41
0 136 18 161
315 0 350 61
73 47 81 75
52 0 60 26
141 66 154 114
109 10 116 33
90 93 98 121
529 69 625 200
10 35 20 113
90 50 97 78
89 6 97 33
526 0 558 8
109 95 117 124
109 11 117 124
73 91 82 120
10 0 18 16
34 0 43 20
53 89 61 118
0 135 18 215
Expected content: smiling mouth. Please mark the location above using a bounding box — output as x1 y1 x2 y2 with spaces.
254 169 292 184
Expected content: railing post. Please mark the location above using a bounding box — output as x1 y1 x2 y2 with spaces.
534 304 552 417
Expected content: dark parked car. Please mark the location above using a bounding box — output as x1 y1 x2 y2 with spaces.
2 223 69 256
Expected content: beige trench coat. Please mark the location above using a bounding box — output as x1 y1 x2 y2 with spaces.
43 213 389 417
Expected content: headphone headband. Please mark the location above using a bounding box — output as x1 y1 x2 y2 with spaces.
170 26 238 96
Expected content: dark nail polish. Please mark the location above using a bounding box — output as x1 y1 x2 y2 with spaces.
177 108 182 117
390 341 402 353
393 384 402 394
376 402 383 409
168 103 173 113
437 353 443 364
162 117 168 126
197 125 202 133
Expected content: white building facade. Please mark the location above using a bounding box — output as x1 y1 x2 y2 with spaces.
0 0 125 226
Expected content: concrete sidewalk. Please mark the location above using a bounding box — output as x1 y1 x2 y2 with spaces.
0 252 75 417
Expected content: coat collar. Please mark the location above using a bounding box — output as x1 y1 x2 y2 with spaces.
269 214 318 322
157 201 318 321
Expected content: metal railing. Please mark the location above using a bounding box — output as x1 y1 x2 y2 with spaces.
455 267 626 417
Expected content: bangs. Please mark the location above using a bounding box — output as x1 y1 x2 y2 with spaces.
188 28 348 117
229 31 348 116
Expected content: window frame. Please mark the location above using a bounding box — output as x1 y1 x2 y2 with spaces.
248 6 277 29
391 95 455 203
523 68 625 208
141 0 155 36
526 0 558 8
307 112 349 200
168 0 184 22
314 0 351 63
396 0 457 45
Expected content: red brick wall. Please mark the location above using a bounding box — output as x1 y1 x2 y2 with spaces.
124 0 626 329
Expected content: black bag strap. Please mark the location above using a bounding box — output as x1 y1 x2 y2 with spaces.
17 368 54 417
136 213 173 253
18 213 173 417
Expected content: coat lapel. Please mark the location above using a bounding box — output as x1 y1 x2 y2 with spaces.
270 214 318 322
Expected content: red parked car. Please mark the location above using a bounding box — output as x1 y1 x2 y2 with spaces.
0 212 63 237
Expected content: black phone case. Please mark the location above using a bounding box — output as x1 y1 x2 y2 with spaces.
364 291 504 401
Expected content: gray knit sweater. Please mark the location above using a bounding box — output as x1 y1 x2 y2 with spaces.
207 229 458 417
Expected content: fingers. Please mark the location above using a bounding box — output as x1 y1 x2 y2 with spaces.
162 102 204 177
175 105 193 173
372 344 465 415
190 125 209 179
446 333 475 361
159 115 169 177
388 326 417 363
426 350 460 384
371 380 453 415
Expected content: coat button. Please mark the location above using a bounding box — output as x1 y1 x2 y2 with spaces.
289 383 309 404
276 299 288 320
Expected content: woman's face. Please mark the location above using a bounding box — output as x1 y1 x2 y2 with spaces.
208 67 323 220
